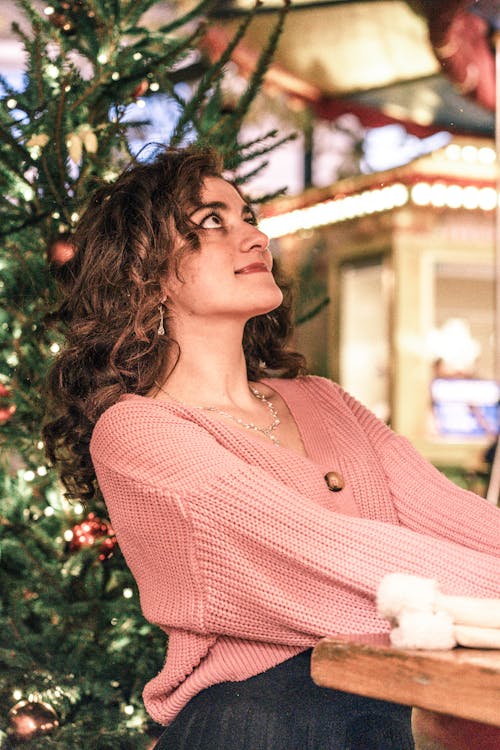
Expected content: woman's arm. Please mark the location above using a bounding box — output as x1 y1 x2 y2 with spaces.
335 383 500 556
91 401 500 647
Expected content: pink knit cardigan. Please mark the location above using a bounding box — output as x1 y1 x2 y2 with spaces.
90 376 500 726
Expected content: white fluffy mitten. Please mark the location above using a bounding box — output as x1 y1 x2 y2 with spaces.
377 573 500 650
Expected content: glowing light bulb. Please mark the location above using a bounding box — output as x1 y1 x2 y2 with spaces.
477 147 495 165
445 184 463 209
478 187 497 211
445 144 461 161
461 145 477 162
411 182 431 206
46 64 59 79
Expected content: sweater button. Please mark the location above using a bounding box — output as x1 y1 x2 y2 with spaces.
324 471 344 492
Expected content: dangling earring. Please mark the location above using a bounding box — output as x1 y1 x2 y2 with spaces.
157 303 165 336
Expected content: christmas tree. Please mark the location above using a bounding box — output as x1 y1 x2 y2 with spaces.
0 0 290 745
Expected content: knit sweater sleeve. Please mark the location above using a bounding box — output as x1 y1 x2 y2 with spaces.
334 382 500 556
91 399 500 646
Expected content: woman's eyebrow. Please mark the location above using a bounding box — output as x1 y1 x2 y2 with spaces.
189 201 256 219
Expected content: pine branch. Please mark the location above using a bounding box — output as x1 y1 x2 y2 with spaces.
171 0 263 144
225 0 290 133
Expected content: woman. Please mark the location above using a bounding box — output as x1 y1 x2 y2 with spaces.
44 145 500 749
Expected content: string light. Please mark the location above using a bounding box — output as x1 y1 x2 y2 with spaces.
261 176 499 239
260 183 408 238
122 588 133 599
49 343 60 354
442 143 495 164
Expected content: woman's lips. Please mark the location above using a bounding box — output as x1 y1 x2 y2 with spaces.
235 262 270 274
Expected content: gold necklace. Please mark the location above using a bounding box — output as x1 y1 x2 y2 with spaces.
154 382 281 445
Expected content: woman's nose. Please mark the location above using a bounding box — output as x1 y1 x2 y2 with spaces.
242 224 269 253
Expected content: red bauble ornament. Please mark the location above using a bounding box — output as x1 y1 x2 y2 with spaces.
0 406 15 424
132 80 149 98
0 382 15 424
69 512 117 560
7 699 59 742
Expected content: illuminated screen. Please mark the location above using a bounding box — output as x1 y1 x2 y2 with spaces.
431 378 500 438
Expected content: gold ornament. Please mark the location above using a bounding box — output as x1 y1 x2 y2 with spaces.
77 124 98 154
8 699 59 742
26 133 50 148
66 133 83 164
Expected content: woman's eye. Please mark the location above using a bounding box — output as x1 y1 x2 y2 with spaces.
199 212 223 229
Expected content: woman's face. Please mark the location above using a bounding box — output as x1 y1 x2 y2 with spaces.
164 176 283 325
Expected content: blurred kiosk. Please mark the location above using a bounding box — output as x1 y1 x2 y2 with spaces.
262 136 499 497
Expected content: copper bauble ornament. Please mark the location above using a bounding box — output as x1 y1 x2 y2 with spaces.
47 233 75 266
7 699 59 742
49 239 75 265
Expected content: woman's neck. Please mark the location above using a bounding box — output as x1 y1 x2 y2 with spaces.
157 319 256 408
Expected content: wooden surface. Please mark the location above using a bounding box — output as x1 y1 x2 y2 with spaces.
311 634 500 727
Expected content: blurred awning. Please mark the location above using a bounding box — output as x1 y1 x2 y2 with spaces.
206 0 496 137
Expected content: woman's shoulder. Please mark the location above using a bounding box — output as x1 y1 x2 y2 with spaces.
266 374 344 400
92 394 179 436
90 395 202 463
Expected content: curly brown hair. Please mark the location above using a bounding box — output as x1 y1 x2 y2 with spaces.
42 144 307 502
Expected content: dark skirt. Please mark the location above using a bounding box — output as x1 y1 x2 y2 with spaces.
153 648 414 750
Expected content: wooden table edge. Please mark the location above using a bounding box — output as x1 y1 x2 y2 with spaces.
311 635 500 727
